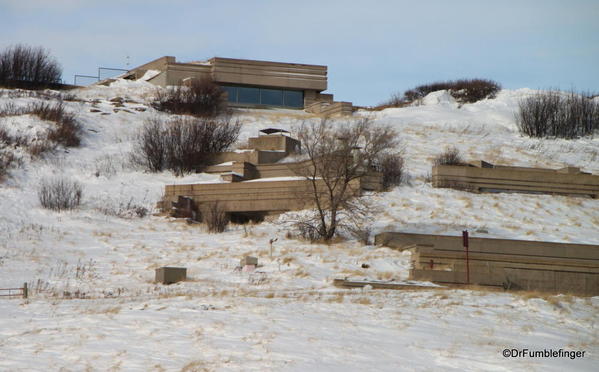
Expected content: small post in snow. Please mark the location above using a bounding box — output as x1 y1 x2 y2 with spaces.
269 238 278 258
462 230 470 285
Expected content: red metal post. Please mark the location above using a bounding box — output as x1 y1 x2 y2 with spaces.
462 230 470 284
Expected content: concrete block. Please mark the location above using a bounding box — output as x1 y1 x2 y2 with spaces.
155 267 187 284
240 256 258 267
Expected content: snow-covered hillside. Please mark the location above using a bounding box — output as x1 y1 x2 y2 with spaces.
0 82 597 371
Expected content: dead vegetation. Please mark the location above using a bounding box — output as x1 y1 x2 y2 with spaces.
516 89 599 139
0 100 82 180
374 152 405 190
376 78 501 109
131 116 240 175
38 176 83 211
152 78 227 117
432 146 465 166
204 202 229 233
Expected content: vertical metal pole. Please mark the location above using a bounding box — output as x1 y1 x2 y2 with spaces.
23 282 28 299
462 230 470 284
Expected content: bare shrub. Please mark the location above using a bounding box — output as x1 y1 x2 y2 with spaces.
375 92 409 109
152 78 227 117
29 101 81 147
0 151 16 180
404 79 501 103
132 117 164 172
27 139 55 158
516 90 599 139
96 197 148 218
0 100 81 150
375 152 405 190
93 154 120 178
295 221 321 242
433 147 465 166
347 223 372 245
0 102 23 116
132 116 240 175
0 127 11 143
0 44 62 86
38 177 83 211
28 101 66 122
204 202 229 233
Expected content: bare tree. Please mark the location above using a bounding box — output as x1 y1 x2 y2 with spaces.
0 44 62 85
293 118 399 242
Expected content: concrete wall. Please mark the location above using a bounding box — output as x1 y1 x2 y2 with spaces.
162 178 362 214
305 101 353 116
375 231 599 296
432 162 599 198
148 71 167 86
130 56 174 79
209 57 327 91
304 91 334 107
160 130 382 215
129 56 327 91
165 63 211 85
247 135 301 154
206 160 310 180
204 135 300 169
206 150 289 166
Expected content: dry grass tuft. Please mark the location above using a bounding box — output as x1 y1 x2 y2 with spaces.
354 297 372 305
181 360 210 372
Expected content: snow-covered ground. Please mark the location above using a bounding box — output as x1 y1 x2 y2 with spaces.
0 82 598 371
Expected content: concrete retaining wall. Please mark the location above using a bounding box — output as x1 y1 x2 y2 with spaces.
375 231 599 296
247 135 300 154
163 178 362 213
432 161 599 198
305 101 353 116
209 57 327 91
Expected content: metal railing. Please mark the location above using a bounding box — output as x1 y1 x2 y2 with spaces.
0 283 28 299
74 67 129 86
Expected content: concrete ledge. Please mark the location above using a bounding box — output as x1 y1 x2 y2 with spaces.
432 161 599 198
376 231 599 295
305 101 353 116
163 178 363 214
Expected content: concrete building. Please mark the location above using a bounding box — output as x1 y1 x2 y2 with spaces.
159 129 382 221
124 56 352 114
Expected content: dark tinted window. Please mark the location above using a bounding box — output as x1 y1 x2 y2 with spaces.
238 86 260 104
220 84 304 108
261 88 284 106
284 90 304 108
222 86 237 102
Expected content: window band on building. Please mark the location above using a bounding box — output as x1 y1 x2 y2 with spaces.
222 85 304 108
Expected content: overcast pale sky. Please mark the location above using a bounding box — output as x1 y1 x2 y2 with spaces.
1 0 598 105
